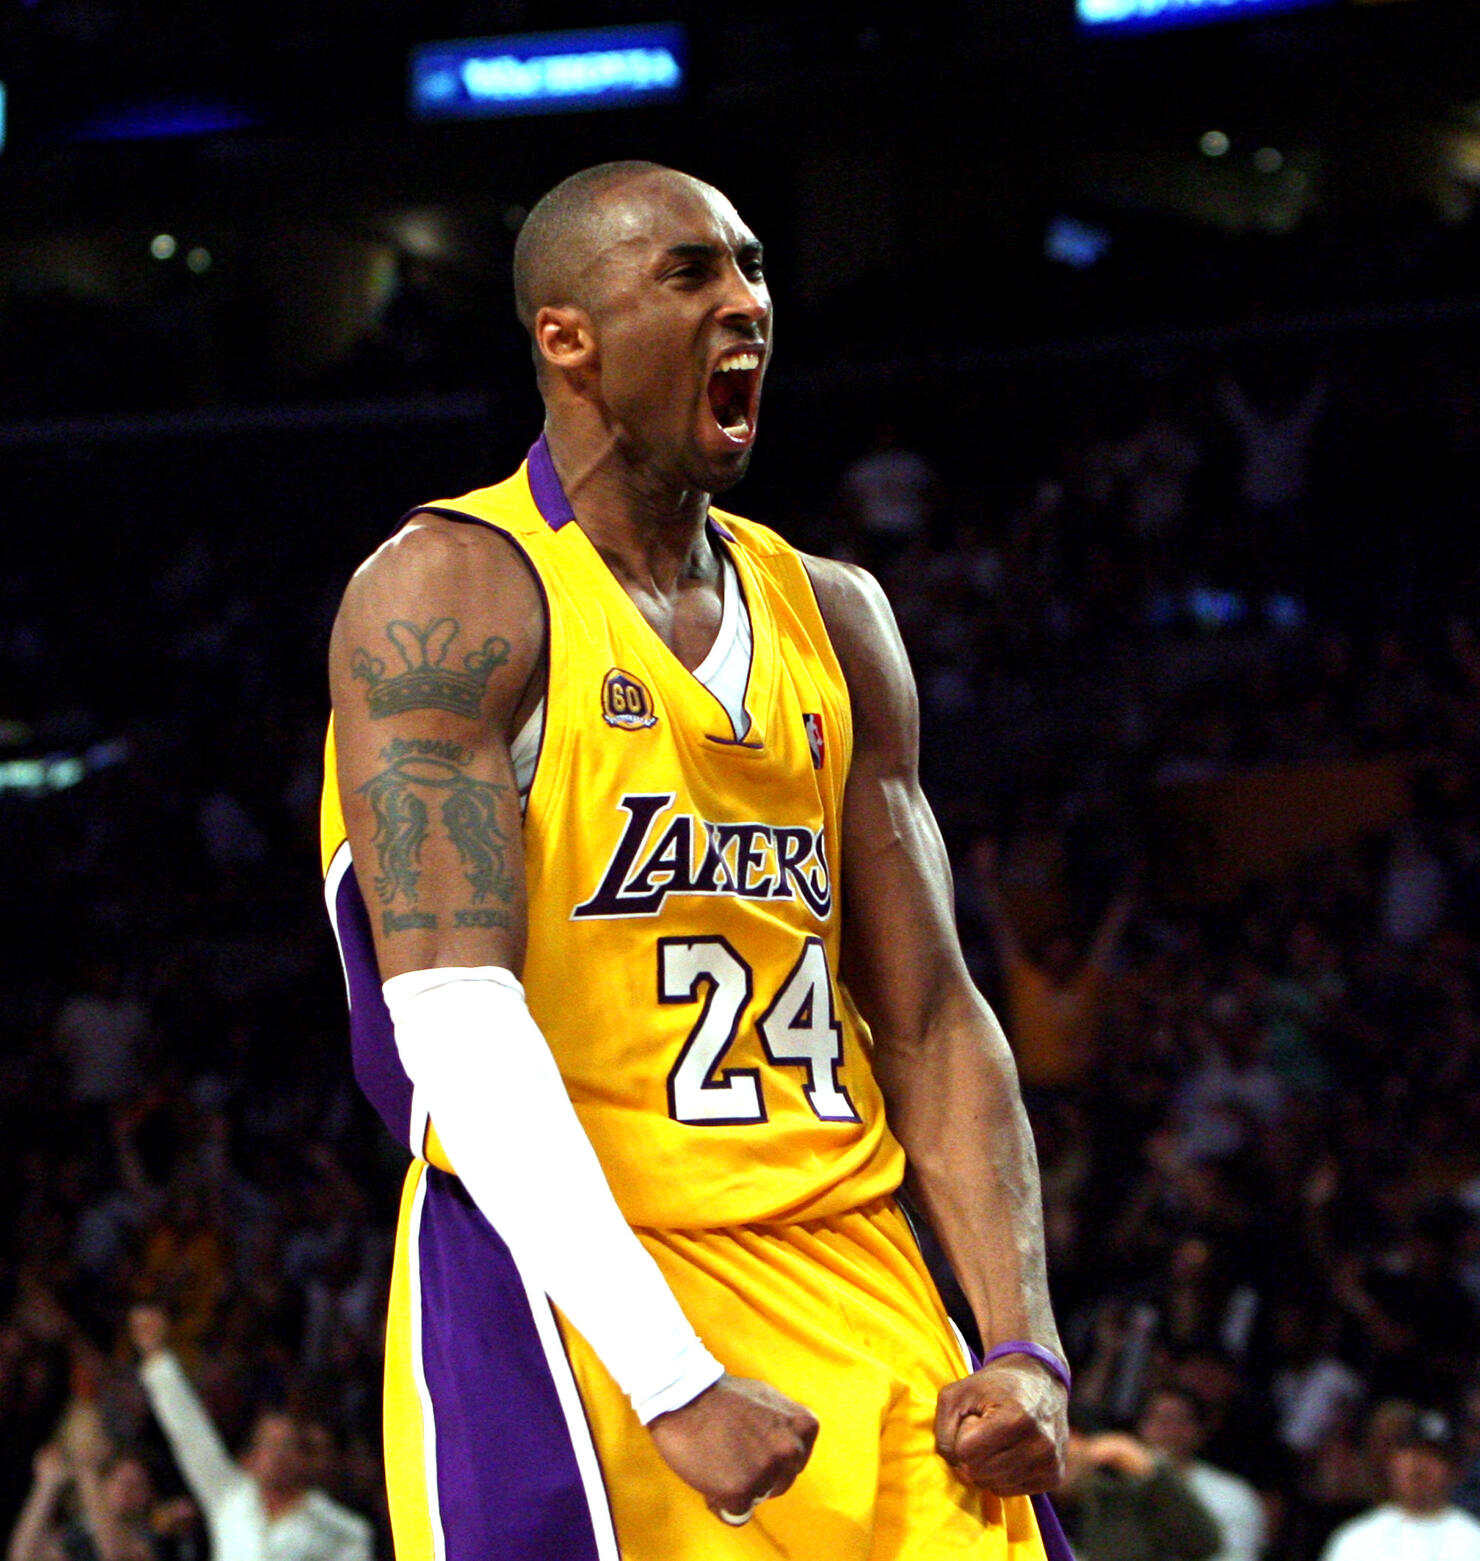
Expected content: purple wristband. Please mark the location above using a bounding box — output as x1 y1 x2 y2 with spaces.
981 1341 1072 1392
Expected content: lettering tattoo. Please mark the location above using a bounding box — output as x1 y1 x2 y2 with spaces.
454 907 510 930
384 909 437 935
358 741 515 908
352 619 509 719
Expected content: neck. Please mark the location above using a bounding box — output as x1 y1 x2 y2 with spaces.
543 419 714 593
260 1485 307 1519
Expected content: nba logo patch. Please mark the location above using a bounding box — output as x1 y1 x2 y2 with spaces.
602 668 658 730
803 712 825 769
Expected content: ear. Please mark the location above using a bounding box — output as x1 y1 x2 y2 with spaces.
534 304 596 377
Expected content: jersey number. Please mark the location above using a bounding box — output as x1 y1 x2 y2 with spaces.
659 936 860 1126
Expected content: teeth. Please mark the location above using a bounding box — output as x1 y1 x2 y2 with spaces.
723 416 751 438
716 352 760 373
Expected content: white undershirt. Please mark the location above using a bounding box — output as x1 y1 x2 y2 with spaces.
510 547 752 797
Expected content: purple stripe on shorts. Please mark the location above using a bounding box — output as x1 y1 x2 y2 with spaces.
416 1168 607 1561
526 434 577 530
1032 1493 1077 1561
334 861 414 1151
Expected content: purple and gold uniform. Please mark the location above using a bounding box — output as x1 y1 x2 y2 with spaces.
321 437 1055 1559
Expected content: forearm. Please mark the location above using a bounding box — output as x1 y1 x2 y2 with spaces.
8 1483 64 1561
384 967 723 1422
137 1352 239 1514
875 984 1061 1358
73 1468 131 1561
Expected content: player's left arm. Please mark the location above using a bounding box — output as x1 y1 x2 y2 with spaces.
806 554 1068 1497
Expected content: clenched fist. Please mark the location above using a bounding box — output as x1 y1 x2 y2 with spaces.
648 1374 819 1523
935 1359 1067 1496
127 1304 170 1360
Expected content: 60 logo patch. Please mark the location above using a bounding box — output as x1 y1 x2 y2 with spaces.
601 668 658 730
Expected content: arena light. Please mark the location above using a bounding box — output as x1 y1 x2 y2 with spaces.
0 739 127 797
410 23 685 121
1078 0 1330 33
66 100 258 142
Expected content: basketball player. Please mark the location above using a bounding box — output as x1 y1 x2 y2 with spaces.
320 162 1070 1560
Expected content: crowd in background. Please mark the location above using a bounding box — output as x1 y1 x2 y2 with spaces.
6 322 1480 1561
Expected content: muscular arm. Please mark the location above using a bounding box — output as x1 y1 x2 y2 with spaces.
807 555 1067 1496
329 517 816 1518
329 516 541 978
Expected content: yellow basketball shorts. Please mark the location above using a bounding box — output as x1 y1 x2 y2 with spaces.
384 1160 1049 1560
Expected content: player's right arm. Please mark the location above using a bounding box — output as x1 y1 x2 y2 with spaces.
329 516 816 1521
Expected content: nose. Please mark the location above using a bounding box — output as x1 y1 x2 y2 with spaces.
717 263 768 332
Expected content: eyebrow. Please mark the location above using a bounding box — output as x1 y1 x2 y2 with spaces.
664 240 765 267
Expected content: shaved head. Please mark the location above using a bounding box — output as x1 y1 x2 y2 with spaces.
514 160 706 335
511 160 771 491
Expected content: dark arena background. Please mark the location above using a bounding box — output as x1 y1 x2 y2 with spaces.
5 2 1480 1557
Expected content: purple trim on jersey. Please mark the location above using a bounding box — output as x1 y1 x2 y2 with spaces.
528 432 738 546
334 861 415 1151
527 434 576 530
416 1169 608 1561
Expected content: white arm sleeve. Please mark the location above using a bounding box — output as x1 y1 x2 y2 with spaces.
382 965 724 1424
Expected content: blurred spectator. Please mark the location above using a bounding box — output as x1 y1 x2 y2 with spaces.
1382 825 1448 950
7 1440 161 1561
1319 1414 1480 1561
1138 1386 1267 1561
1217 371 1326 523
1060 1419 1222 1561
833 423 938 569
52 963 150 1114
129 1308 371 1561
972 838 1135 1093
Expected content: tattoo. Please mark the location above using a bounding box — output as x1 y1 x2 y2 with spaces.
352 619 509 720
442 787 516 904
358 742 514 909
361 773 430 904
382 736 472 765
384 909 437 934
454 908 510 930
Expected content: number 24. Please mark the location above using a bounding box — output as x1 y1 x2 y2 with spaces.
659 936 860 1126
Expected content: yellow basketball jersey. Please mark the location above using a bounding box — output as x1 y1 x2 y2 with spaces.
322 438 905 1230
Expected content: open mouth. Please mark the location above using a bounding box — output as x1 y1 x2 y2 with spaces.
706 349 762 443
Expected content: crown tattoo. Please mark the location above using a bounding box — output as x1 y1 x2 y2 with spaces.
353 619 510 719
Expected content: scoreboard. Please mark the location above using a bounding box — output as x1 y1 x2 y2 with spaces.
1077 0 1331 32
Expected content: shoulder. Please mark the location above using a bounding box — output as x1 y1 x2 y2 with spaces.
799 555 915 758
328 509 548 734
1442 1507 1480 1541
1187 1460 1259 1507
800 555 904 674
1321 1506 1388 1559
800 552 891 622
331 512 545 662
304 1491 373 1539
343 511 539 605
